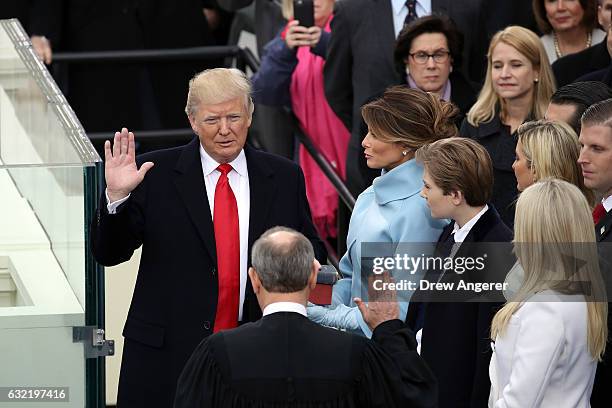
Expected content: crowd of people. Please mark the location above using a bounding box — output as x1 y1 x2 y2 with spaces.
8 0 612 406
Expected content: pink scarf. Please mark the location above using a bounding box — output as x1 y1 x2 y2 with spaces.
290 16 350 240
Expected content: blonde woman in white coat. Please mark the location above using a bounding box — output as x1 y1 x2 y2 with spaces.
489 179 608 407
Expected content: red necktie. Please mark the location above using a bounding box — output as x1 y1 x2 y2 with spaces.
213 164 240 332
593 203 606 224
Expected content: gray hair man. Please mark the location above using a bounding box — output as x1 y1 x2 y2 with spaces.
174 227 437 408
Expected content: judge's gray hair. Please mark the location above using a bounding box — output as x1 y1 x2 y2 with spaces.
251 227 314 293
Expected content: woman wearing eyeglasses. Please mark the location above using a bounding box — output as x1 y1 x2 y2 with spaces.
394 15 477 126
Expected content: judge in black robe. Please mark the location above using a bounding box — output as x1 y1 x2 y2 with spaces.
174 227 437 408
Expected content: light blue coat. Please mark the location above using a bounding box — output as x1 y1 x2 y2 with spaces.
308 159 448 336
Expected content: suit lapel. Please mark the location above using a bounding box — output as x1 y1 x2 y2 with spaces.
596 210 612 242
431 0 450 15
173 137 217 264
245 147 276 254
372 0 396 73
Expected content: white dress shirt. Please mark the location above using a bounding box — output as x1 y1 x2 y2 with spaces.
200 146 250 321
106 145 251 321
391 0 432 38
263 301 307 317
602 194 612 212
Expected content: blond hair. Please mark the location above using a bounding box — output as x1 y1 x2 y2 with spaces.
491 179 607 360
467 26 555 126
517 120 595 206
184 68 254 118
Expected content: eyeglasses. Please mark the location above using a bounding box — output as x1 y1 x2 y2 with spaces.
408 50 451 64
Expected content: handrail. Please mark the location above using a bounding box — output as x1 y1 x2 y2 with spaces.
53 45 244 63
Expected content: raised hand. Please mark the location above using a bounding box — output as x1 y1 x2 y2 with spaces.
104 128 154 202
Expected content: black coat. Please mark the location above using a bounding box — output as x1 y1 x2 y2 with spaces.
552 39 611 87
406 206 513 408
460 116 519 228
175 313 438 408
91 139 326 407
592 208 612 407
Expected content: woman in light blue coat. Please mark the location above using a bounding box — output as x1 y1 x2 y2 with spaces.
308 87 457 336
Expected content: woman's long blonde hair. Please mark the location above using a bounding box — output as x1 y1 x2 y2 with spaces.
491 179 607 360
467 26 555 127
517 120 595 206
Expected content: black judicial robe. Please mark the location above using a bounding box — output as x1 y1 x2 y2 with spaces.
174 312 437 408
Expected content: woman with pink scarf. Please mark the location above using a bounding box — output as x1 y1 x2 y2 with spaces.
252 0 349 241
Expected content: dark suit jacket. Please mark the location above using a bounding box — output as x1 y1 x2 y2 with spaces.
553 39 610 87
91 138 326 407
324 0 480 196
592 209 612 407
460 116 519 228
174 312 438 407
217 0 284 54
406 206 513 408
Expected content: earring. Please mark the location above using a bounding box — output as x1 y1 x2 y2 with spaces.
534 78 539 83
402 151 408 156
450 66 453 73
405 66 410 76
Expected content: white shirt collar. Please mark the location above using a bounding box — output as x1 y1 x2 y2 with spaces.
391 0 407 16
391 0 431 16
451 205 489 243
262 302 307 317
199 144 248 178
603 195 612 212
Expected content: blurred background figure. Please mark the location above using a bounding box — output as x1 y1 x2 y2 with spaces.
394 15 477 126
20 0 231 150
513 120 595 205
461 26 555 228
251 0 349 243
307 88 454 336
490 179 607 407
218 0 296 159
553 0 612 86
534 0 604 64
545 81 612 134
323 0 481 198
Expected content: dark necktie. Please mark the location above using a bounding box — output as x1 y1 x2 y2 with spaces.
593 203 606 224
404 0 418 26
213 163 240 332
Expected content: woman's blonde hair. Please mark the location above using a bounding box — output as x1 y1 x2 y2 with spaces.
517 120 595 206
281 0 293 20
467 26 555 127
491 179 607 360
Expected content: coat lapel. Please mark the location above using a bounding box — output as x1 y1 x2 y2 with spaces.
596 210 612 242
172 137 217 264
245 147 276 256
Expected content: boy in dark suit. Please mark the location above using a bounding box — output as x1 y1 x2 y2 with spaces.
407 138 513 408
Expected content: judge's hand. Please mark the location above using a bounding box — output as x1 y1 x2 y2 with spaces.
354 272 398 330
354 297 399 331
104 128 154 202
